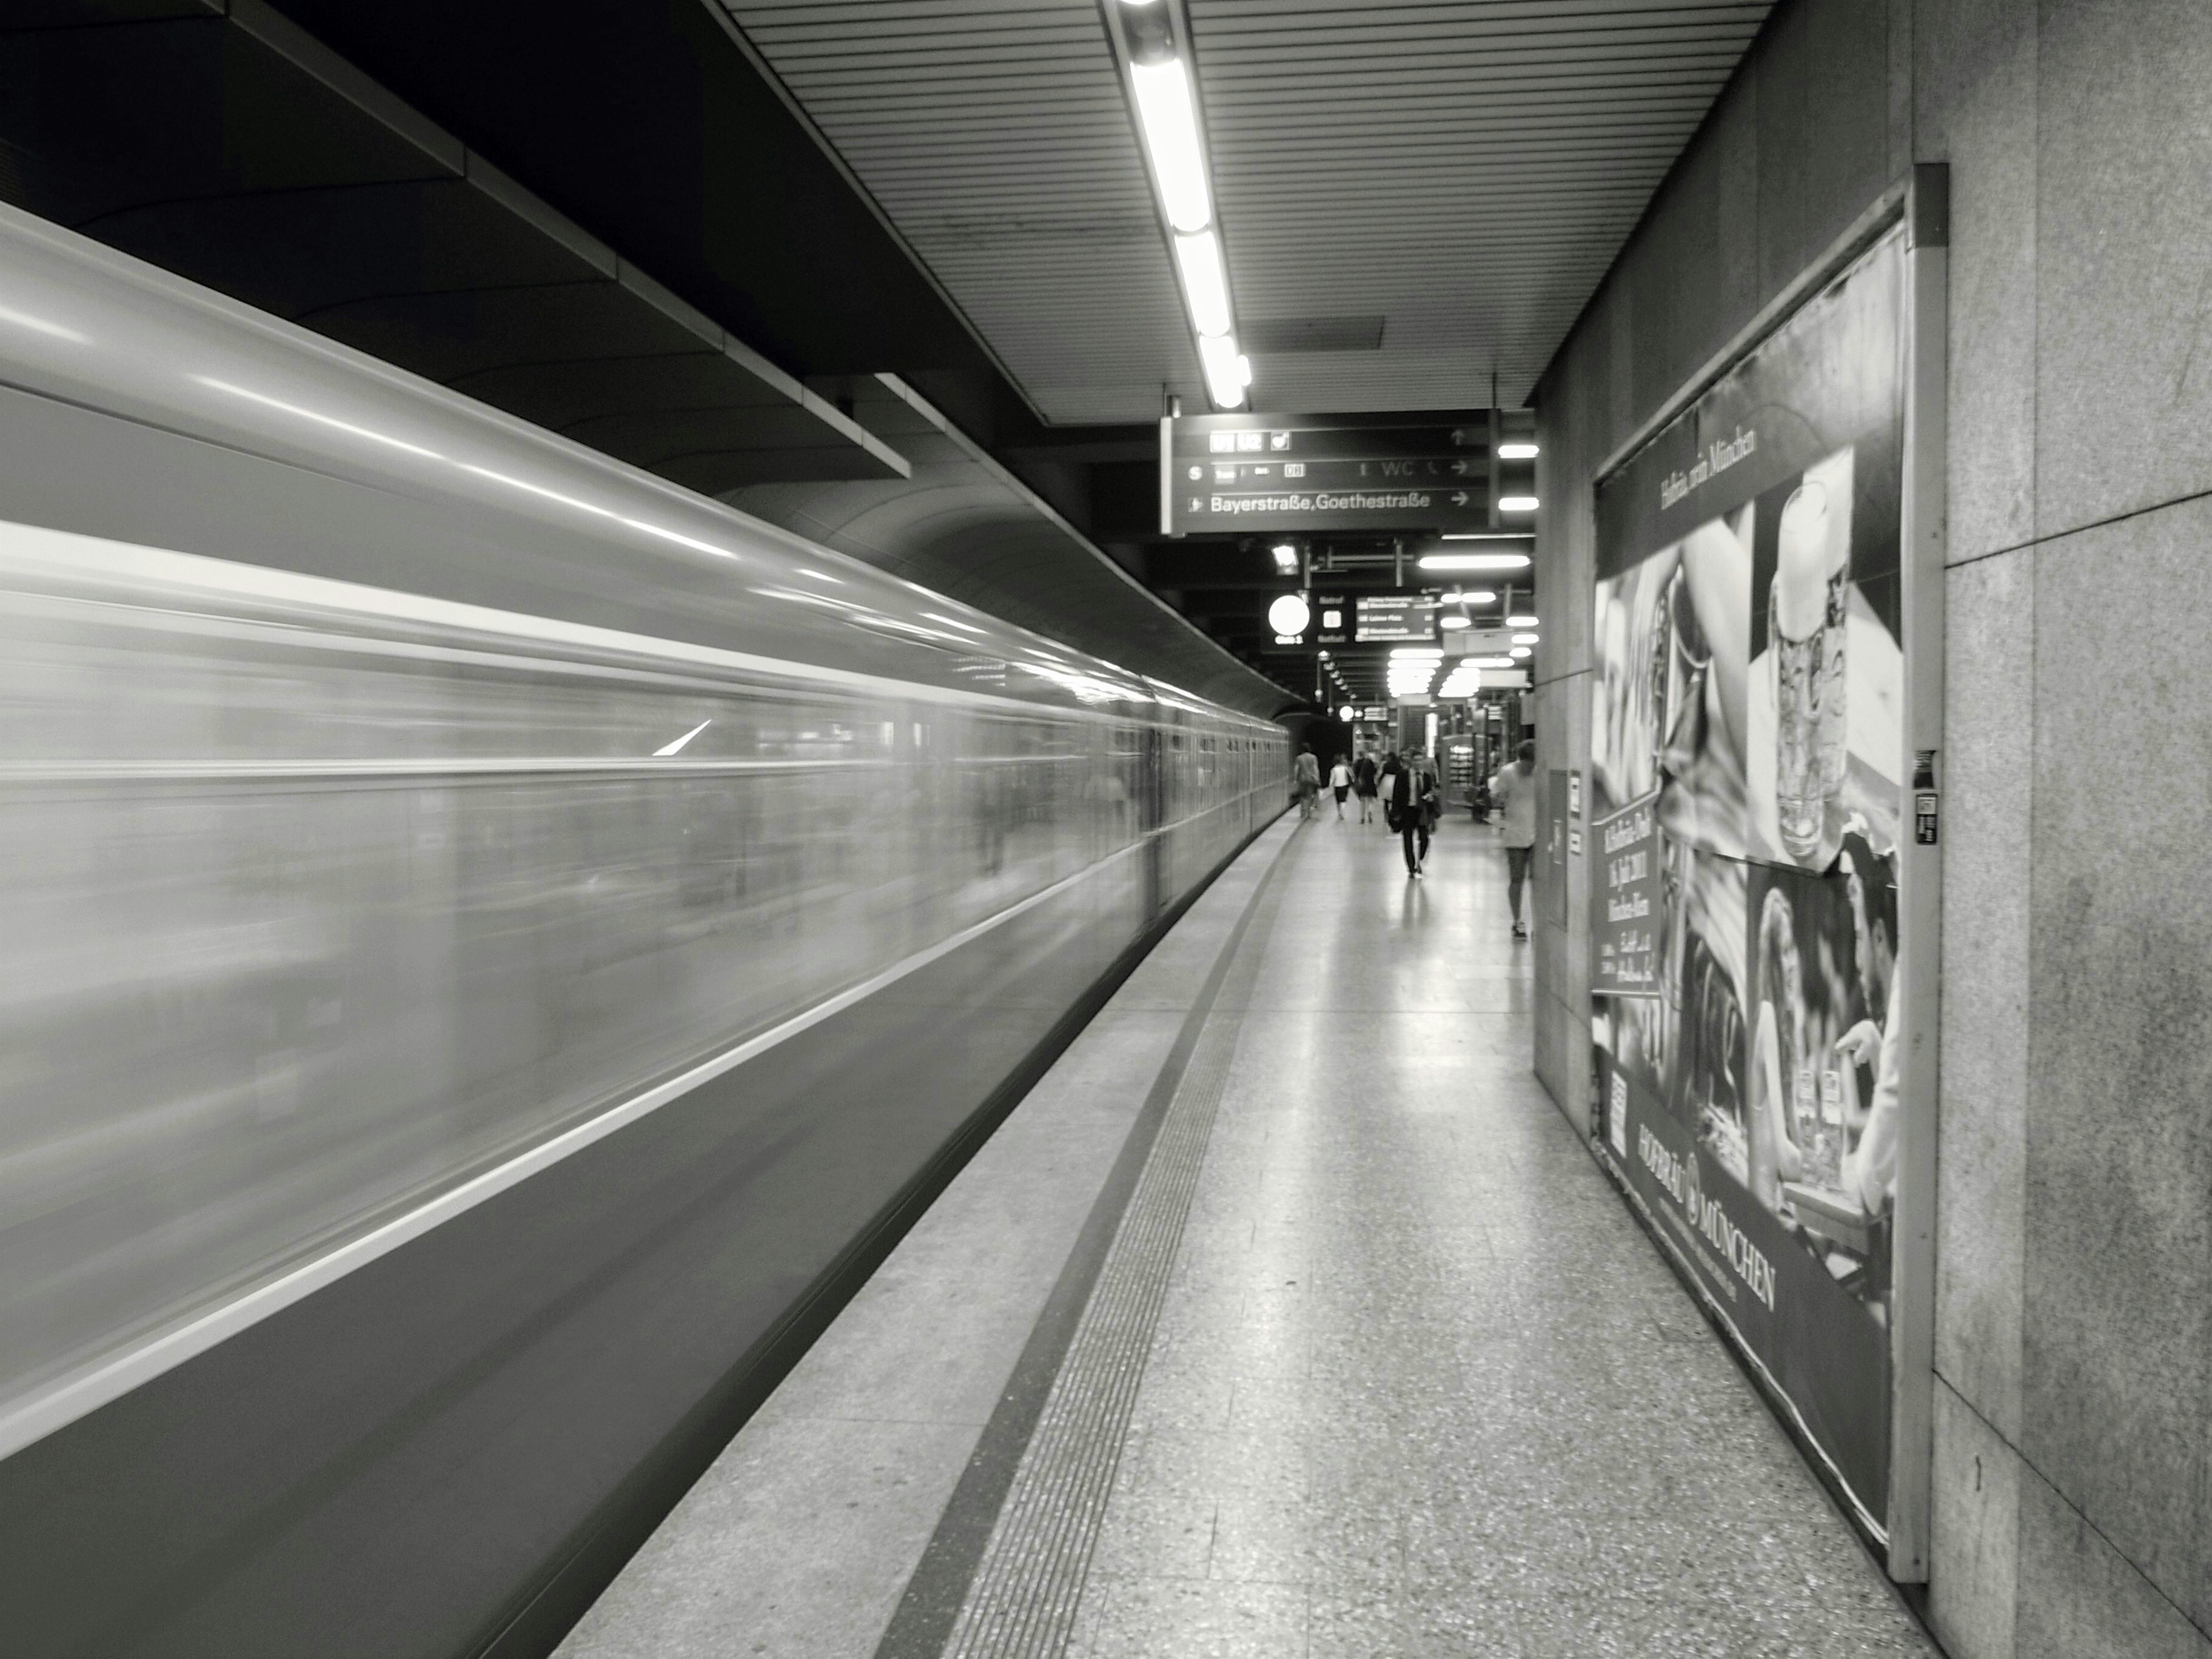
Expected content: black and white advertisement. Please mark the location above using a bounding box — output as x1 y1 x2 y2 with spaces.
1588 226 1908 1533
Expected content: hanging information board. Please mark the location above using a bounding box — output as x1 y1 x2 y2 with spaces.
1353 593 1438 642
1162 412 1496 532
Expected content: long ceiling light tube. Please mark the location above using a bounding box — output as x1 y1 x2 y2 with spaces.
1197 333 1247 410
1109 1 1245 409
1129 57 1213 235
1173 230 1233 337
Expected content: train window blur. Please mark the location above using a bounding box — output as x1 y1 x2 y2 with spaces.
0 531 1285 1422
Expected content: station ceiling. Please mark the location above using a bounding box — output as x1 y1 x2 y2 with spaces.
6 0 1773 714
722 0 1774 423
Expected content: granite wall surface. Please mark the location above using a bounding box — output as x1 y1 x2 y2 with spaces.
1526 1 2212 1654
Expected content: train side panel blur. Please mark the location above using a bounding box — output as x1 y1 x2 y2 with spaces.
0 204 1287 1659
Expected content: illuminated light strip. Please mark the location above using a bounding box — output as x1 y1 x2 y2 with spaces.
1115 16 1244 408
0 780 1295 1460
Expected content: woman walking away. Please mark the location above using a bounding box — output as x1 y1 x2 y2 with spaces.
1328 755 1353 820
1294 744 1321 820
1490 739 1538 937
1353 749 1379 823
1390 752 1439 877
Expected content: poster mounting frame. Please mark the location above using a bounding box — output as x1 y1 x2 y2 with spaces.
1585 166 1948 1584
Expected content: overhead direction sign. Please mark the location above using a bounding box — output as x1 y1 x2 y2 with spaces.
1353 593 1439 642
1164 411 1500 533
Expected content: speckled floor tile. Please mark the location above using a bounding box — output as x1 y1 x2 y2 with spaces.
1062 818 1936 1658
1065 1574 1310 1659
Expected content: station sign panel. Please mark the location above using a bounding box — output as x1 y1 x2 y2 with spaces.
1353 593 1439 642
1162 412 1498 533
1314 594 1350 646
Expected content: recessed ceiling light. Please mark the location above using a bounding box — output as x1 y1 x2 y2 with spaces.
1419 553 1529 572
1506 613 1537 626
1439 615 1470 629
1498 441 1540 460
1509 646 1532 659
1498 495 1538 512
1512 633 1540 645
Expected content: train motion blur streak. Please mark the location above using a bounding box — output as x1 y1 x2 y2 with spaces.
0 201 1287 1659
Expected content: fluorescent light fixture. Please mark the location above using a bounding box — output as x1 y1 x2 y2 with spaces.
1238 353 1253 387
1439 615 1470 630
1512 633 1540 645
1498 495 1539 512
1390 646 1443 660
1464 655 1515 669
1506 613 1538 627
1198 333 1245 408
1419 552 1530 572
1270 542 1298 572
1130 57 1212 234
1509 646 1532 659
1498 441 1540 460
1175 231 1232 337
1439 532 1530 541
1442 589 1497 605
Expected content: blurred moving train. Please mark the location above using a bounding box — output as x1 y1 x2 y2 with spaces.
0 203 1287 1658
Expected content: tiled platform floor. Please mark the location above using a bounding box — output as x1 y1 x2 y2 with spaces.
561 812 1937 1658
1063 813 1934 1657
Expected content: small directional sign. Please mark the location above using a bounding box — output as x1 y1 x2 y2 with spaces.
1164 411 1498 534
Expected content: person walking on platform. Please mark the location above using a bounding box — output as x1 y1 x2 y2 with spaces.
1390 752 1439 877
1327 755 1352 820
1490 739 1538 937
1353 750 1378 823
1294 744 1321 821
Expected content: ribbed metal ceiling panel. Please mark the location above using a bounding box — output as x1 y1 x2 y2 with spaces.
723 0 1769 422
722 0 1205 424
1196 0 1771 409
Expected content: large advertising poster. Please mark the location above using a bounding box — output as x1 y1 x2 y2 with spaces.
1589 227 1908 1534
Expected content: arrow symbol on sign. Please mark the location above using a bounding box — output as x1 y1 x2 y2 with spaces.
1450 460 1467 475
1452 491 1469 506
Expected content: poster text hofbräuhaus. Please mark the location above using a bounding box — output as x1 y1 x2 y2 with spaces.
1637 1124 1777 1312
